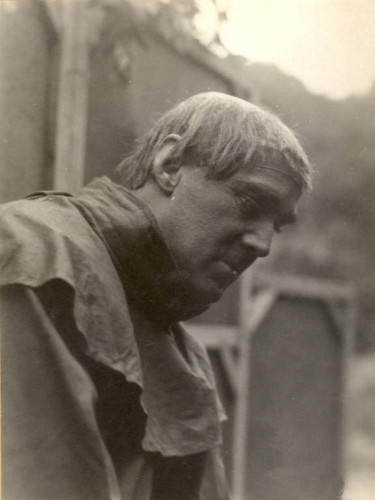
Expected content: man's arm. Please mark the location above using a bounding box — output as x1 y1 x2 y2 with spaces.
1 284 121 500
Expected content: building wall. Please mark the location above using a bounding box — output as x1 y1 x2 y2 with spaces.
85 41 137 183
84 31 232 182
0 4 236 196
0 1 56 203
130 34 231 136
246 296 343 500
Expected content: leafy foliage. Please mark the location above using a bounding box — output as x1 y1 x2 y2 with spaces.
100 0 227 51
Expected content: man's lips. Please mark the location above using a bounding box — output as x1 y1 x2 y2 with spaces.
221 257 257 279
223 261 239 279
214 261 239 288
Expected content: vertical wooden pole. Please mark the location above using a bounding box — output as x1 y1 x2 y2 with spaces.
340 290 357 489
232 269 252 500
53 0 101 192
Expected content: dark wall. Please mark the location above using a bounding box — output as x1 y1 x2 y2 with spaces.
130 34 231 136
0 5 234 197
246 297 342 500
84 32 231 183
85 42 137 183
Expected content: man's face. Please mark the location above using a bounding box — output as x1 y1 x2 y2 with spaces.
157 162 302 310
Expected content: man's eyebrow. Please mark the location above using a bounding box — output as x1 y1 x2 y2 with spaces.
230 181 287 212
230 180 299 225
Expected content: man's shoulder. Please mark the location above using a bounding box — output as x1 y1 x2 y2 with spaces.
1 195 70 229
0 195 108 288
0 196 97 260
0 195 82 231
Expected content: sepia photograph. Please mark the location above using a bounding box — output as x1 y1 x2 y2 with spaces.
1 1 374 499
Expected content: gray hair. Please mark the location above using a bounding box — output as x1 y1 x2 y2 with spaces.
116 92 312 191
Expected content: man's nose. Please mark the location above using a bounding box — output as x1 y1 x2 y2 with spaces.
241 223 274 258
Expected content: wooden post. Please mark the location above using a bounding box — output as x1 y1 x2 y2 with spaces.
340 290 357 489
231 273 278 500
232 270 252 500
53 0 103 192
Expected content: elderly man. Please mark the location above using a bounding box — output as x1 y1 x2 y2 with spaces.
0 92 311 499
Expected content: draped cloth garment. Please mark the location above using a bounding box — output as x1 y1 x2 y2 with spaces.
0 177 228 500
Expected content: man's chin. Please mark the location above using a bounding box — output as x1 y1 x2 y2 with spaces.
138 270 227 324
145 283 224 324
169 284 225 320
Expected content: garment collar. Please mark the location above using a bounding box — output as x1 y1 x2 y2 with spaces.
74 176 196 325
73 177 225 455
3 178 225 456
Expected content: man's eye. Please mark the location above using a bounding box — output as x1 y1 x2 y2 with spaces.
236 194 261 217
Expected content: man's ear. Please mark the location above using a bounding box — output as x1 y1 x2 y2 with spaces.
152 134 182 195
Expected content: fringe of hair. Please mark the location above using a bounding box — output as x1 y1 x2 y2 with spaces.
115 92 312 191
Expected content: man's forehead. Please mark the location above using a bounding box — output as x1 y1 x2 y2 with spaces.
228 167 302 213
231 166 301 194
247 146 304 188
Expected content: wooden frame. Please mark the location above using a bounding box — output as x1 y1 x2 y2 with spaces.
45 0 104 193
189 271 356 500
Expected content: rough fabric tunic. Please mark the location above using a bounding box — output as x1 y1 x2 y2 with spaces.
0 177 228 500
